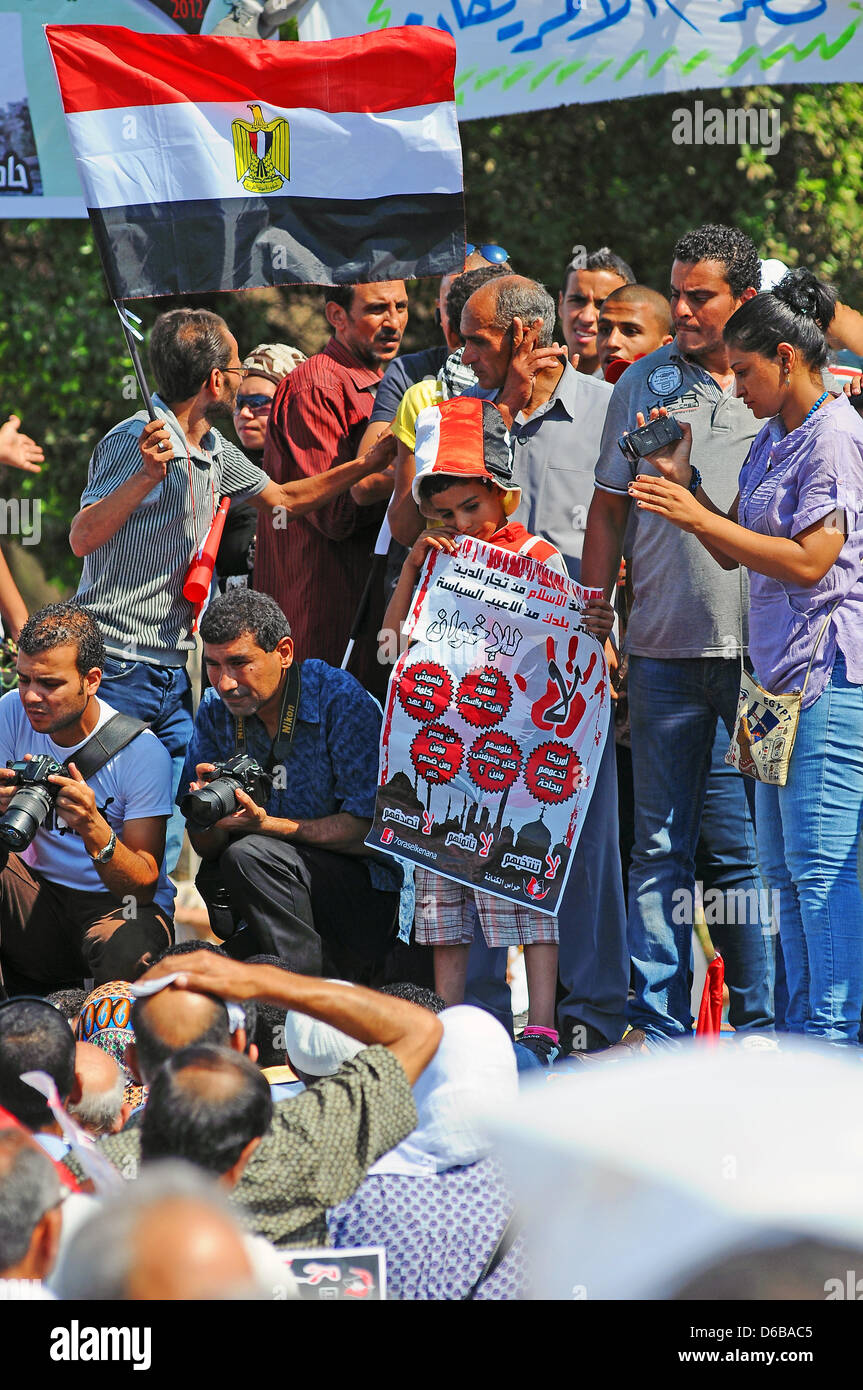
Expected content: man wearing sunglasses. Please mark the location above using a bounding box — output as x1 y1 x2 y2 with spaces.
216 343 306 595
69 309 396 870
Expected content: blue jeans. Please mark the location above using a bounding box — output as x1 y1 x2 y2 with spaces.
461 712 630 1050
627 655 774 1042
556 711 629 1046
98 656 194 875
755 656 863 1046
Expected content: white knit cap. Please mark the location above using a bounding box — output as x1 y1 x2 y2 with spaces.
282 983 365 1077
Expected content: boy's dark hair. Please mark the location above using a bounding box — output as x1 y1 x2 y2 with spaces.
44 988 88 1023
141 1044 272 1177
724 268 836 372
200 589 291 653
419 474 499 503
18 603 105 677
672 225 761 298
379 982 447 1014
446 265 512 341
245 955 293 1068
150 941 228 967
148 308 231 403
0 999 77 1129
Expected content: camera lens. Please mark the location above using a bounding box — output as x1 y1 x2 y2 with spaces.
0 784 56 851
179 777 240 830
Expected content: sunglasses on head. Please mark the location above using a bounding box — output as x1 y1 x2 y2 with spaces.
233 394 273 414
466 243 510 264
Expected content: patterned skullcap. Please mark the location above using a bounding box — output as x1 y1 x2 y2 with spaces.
240 342 306 384
75 980 145 1109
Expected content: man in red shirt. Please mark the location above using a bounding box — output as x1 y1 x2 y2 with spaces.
255 282 408 697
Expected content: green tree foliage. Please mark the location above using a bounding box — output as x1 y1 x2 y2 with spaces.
0 81 860 590
462 83 863 299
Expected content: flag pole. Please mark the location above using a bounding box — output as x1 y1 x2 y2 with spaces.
341 513 392 672
113 300 158 422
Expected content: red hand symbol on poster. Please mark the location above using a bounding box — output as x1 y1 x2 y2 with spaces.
518 636 588 737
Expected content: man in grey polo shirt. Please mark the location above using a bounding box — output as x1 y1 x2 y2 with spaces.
69 308 394 870
458 274 628 1054
581 224 774 1048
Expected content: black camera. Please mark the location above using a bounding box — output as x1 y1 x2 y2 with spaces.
619 415 683 464
0 754 65 852
179 753 273 830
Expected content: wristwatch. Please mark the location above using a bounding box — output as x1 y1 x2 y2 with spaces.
90 828 117 864
688 465 703 494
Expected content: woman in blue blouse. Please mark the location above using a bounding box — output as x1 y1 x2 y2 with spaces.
629 269 863 1045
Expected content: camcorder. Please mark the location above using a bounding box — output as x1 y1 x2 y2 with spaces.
0 754 66 852
179 753 273 830
619 415 683 465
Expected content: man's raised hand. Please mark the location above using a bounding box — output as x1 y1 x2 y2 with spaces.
0 415 44 473
138 419 173 484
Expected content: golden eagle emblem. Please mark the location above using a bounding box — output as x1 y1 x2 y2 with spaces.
231 104 290 194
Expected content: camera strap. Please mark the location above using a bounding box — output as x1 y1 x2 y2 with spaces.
234 663 301 773
64 713 148 781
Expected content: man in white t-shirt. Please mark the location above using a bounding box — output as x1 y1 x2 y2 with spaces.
0 603 174 996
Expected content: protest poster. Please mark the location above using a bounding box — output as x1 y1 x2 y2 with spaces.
367 536 610 916
299 1 863 124
281 1248 386 1300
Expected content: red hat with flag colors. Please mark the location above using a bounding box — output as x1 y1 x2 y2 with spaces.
412 396 520 517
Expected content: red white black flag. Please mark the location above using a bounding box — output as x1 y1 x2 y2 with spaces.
44 23 464 299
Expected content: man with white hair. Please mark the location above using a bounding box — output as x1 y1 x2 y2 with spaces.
68 1042 129 1138
0 1130 64 1289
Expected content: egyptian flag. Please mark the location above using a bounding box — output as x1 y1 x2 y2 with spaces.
44 24 464 299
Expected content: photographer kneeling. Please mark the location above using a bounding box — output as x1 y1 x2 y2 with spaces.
0 603 174 996
181 589 400 979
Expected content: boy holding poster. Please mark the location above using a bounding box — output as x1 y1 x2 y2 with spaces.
381 396 613 1066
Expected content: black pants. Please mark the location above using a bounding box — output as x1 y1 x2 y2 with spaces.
0 853 173 997
212 835 399 982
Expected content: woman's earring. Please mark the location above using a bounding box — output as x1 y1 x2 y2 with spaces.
783 364 791 386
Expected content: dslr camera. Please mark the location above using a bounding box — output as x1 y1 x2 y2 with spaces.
619 415 683 465
0 754 65 852
179 753 273 830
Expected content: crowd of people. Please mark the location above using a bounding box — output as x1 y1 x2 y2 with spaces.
1 222 863 1300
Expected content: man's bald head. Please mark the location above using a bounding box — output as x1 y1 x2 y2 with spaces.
141 1044 272 1180
131 990 235 1085
130 1197 255 1300
69 1042 126 1136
